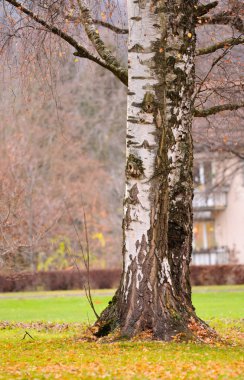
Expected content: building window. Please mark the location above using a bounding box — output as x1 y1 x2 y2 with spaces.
193 221 215 251
194 162 213 188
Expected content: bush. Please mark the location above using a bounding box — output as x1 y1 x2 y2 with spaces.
0 266 243 292
190 265 244 285
0 269 121 292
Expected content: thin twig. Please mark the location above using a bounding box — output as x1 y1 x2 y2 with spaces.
64 201 99 319
22 331 34 340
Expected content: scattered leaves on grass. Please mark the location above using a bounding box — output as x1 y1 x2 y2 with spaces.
0 318 243 379
0 321 84 332
187 317 219 343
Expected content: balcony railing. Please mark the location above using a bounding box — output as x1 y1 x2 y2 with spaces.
193 191 227 211
192 247 229 265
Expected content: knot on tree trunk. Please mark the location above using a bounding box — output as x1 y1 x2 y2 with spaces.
126 154 144 178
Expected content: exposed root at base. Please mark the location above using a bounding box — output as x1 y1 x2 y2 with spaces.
91 316 220 344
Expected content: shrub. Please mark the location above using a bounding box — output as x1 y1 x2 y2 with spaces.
0 266 243 292
190 265 244 285
0 269 121 292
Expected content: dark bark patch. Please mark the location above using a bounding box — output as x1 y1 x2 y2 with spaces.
129 184 139 205
130 16 142 21
142 92 156 113
138 234 147 264
127 140 137 147
125 205 132 229
168 221 185 250
138 0 147 9
135 240 140 251
129 44 144 53
94 321 112 337
126 154 144 178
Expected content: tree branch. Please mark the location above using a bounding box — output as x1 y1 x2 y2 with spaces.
64 13 128 34
4 0 84 51
193 103 244 117
193 48 231 103
4 0 128 86
73 51 127 86
195 1 218 17
198 11 244 33
228 149 244 160
76 0 127 84
197 36 244 56
93 19 128 34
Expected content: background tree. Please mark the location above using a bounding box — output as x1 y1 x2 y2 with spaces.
0 59 125 270
1 0 243 340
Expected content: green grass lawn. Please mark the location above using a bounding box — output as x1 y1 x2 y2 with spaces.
0 286 243 379
0 293 111 323
0 286 243 323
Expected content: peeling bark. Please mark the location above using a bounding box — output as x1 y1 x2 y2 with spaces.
97 0 214 341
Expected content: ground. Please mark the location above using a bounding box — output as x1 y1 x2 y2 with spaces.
0 285 243 379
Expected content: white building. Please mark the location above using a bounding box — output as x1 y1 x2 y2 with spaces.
192 153 244 265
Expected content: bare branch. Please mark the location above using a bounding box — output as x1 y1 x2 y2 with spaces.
73 51 128 86
228 149 244 160
4 0 84 52
193 103 244 117
22 331 34 340
193 48 232 103
64 201 99 319
76 0 127 84
93 19 128 35
198 11 244 33
4 0 128 86
195 1 218 17
64 13 128 34
197 36 244 56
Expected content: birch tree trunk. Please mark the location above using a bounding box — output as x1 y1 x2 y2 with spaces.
97 0 213 340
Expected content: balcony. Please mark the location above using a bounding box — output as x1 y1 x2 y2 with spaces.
192 247 229 265
193 191 227 211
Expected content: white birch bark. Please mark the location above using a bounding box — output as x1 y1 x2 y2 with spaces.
122 0 161 301
98 0 214 341
119 0 197 337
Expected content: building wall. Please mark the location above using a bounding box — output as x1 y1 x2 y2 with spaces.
214 164 244 264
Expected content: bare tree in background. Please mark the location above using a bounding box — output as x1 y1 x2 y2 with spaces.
1 0 243 340
0 61 125 270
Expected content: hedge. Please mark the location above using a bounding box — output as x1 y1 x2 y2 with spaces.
0 265 243 292
0 269 121 292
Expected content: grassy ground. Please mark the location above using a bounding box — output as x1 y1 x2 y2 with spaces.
0 285 243 379
0 286 243 322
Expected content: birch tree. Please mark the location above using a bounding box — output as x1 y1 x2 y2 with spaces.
2 0 243 340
